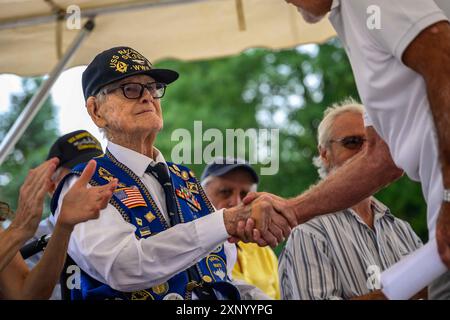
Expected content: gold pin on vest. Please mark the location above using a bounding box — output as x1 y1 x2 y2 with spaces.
186 281 201 292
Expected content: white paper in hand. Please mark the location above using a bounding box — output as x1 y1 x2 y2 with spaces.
381 237 447 300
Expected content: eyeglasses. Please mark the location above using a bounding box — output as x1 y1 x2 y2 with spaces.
329 135 366 150
103 82 167 100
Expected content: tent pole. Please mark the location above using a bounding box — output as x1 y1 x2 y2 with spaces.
0 19 95 166
0 0 209 30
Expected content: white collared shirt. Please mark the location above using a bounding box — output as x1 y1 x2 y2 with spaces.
51 142 234 293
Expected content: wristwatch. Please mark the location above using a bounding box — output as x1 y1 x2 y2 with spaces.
444 189 450 202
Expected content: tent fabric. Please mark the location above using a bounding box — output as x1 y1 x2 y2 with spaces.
0 0 336 77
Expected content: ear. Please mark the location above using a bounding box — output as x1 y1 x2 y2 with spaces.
86 96 107 129
319 145 330 168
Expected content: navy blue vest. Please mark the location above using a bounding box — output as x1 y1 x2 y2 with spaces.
51 150 239 300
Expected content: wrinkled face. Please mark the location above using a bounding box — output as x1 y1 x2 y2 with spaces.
89 74 163 138
321 112 366 173
204 169 257 210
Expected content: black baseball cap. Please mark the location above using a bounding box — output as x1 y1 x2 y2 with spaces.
201 157 259 183
82 46 179 100
47 130 103 169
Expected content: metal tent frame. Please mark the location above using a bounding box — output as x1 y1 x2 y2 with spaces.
0 0 221 165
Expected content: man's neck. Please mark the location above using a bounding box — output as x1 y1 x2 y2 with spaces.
300 0 333 17
351 198 374 230
109 134 156 159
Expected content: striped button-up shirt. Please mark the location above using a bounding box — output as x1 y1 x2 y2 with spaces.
279 198 423 300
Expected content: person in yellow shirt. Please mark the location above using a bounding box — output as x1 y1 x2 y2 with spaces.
201 157 280 299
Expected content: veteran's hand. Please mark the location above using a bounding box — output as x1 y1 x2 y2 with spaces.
223 197 270 243
9 158 59 239
58 160 118 231
243 192 300 227
436 202 450 268
224 195 290 248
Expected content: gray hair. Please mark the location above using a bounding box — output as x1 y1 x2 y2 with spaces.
92 85 112 140
313 98 365 179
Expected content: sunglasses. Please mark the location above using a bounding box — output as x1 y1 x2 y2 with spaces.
102 82 167 100
329 135 366 150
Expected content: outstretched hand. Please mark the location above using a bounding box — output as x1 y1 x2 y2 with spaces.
10 157 60 238
243 192 299 228
58 160 118 230
225 194 293 248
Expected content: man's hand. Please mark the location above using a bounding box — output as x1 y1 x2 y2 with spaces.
436 202 450 268
57 160 118 231
244 192 300 227
224 195 292 248
9 158 60 239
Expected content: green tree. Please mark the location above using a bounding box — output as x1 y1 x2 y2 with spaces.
0 78 59 216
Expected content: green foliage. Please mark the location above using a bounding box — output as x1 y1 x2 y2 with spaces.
155 38 427 246
0 78 59 216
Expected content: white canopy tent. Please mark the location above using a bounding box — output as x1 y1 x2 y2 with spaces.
0 0 336 164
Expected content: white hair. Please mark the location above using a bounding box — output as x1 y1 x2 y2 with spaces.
313 98 365 179
93 88 111 140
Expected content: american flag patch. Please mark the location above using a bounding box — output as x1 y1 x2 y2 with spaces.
114 187 147 208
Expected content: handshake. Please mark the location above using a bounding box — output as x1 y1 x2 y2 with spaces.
223 193 303 248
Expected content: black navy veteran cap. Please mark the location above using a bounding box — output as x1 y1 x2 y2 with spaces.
47 130 103 169
201 157 259 184
82 46 179 100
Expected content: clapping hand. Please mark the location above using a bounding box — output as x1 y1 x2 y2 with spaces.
58 160 118 230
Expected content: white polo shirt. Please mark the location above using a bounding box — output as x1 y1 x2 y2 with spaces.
328 0 449 234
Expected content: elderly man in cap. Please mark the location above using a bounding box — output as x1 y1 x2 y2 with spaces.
51 46 287 300
201 157 280 299
24 130 103 299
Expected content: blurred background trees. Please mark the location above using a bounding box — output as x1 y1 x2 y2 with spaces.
0 78 59 218
0 38 427 252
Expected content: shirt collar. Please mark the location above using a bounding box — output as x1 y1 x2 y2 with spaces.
331 0 340 11
106 141 168 178
344 197 394 226
370 197 395 221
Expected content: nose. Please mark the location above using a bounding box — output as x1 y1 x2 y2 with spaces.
228 192 242 207
139 86 155 105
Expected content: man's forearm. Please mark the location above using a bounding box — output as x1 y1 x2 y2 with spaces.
20 222 73 299
402 21 450 187
426 74 450 188
288 135 402 221
0 227 29 272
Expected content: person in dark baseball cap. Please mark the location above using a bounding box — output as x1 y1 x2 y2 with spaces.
201 157 259 184
82 46 179 100
21 129 105 300
51 46 277 301
47 129 103 192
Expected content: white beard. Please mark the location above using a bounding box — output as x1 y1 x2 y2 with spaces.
297 7 325 24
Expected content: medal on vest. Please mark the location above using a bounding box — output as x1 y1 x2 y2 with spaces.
175 186 202 211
